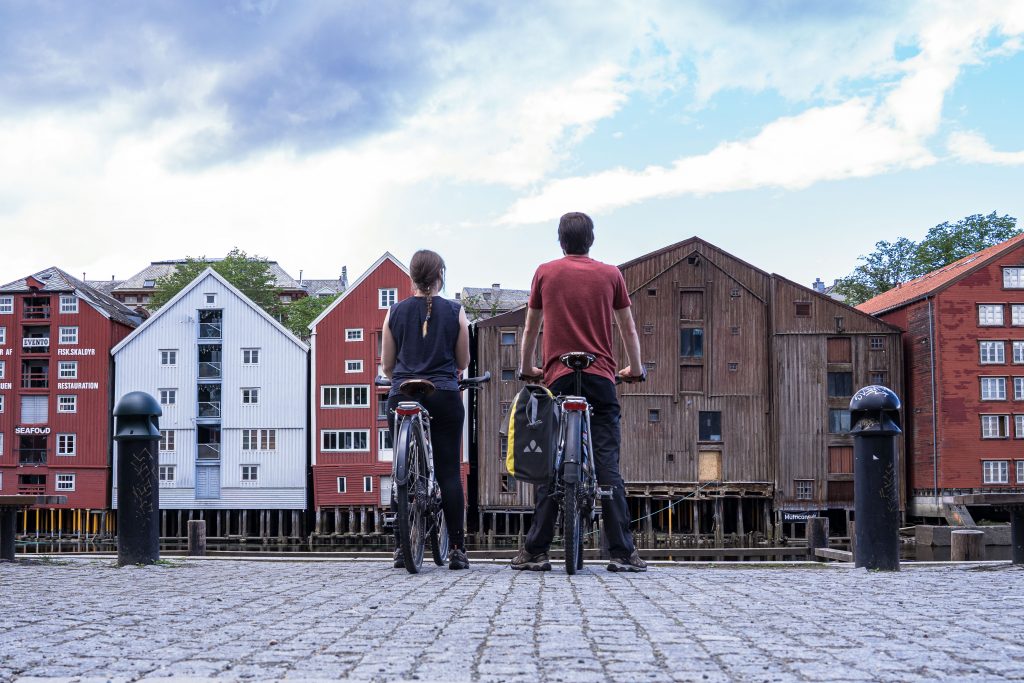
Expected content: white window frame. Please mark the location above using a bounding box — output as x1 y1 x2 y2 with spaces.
983 460 1009 484
981 377 1007 401
1014 341 1024 364
159 389 177 406
337 477 347 494
59 295 78 314
55 473 75 491
57 395 77 413
58 326 78 345
241 388 260 405
980 341 1006 364
242 348 260 365
1018 460 1024 484
0 360 5 379
240 465 259 485
0 326 5 344
159 465 176 486
321 429 370 452
0 433 3 456
378 288 398 309
345 360 363 373
345 328 363 342
1003 268 1024 289
160 349 178 366
1015 415 1024 439
204 293 218 306
56 433 77 456
978 305 1005 326
321 385 370 408
1013 305 1024 326
261 429 277 451
500 331 517 346
378 428 393 462
0 296 12 314
364 475 374 493
242 429 277 451
981 415 1010 439
1016 378 1024 401
0 395 4 414
159 430 175 452
58 361 77 379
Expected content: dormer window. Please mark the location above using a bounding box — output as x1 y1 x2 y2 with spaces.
143 279 157 288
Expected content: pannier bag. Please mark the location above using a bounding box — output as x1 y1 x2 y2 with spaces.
502 384 559 484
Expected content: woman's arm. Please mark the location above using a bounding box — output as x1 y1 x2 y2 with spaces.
455 305 470 374
381 307 397 378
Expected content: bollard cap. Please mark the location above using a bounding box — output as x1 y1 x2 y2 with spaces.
114 391 163 418
849 385 901 436
114 391 162 441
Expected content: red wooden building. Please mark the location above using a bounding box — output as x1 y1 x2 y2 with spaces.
0 268 140 535
859 233 1024 518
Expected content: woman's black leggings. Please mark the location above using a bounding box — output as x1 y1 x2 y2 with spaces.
387 389 466 549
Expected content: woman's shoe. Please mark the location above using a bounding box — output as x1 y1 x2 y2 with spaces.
393 547 405 569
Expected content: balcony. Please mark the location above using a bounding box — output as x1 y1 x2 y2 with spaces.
198 361 222 379
197 443 221 460
22 304 51 320
17 448 48 466
198 322 222 339
198 401 221 418
18 483 46 495
21 371 49 389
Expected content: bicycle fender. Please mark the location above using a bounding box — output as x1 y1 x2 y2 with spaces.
562 461 580 484
562 411 582 484
393 419 414 485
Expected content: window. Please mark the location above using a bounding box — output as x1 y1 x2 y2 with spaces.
1014 342 1024 364
55 474 75 491
869 371 888 386
346 328 363 341
0 360 4 379
983 460 1009 484
1018 460 1024 484
647 288 657 297
648 409 661 423
377 393 388 420
500 474 517 494
57 433 76 456
280 294 292 304
241 465 259 483
336 477 347 493
20 395 47 424
159 389 177 405
345 360 363 373
500 401 511 416
500 331 517 346
1003 268 1024 288
159 465 176 485
204 293 217 305
794 480 813 500
242 348 260 364
1016 415 1024 438
829 409 851 434
321 385 370 407
58 361 77 379
321 430 370 451
156 430 174 452
827 372 853 397
826 337 852 363
794 302 811 317
59 296 78 314
364 476 373 493
58 326 78 345
379 289 397 308
0 434 3 456
241 388 260 405
979 305 1004 326
982 415 1010 438
680 328 704 358
643 323 655 335
501 369 515 381
1014 305 1024 326
727 362 739 372
499 437 508 460
241 429 277 450
981 377 1007 400
0 395 4 414
57 395 77 413
980 341 1006 364
160 349 178 366
698 411 721 441
0 327 5 344
0 296 11 314
870 336 885 350
1016 378 1024 401
143 279 157 288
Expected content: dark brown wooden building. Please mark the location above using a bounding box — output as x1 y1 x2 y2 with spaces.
472 237 904 543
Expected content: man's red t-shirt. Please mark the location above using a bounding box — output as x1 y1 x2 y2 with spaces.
528 255 631 385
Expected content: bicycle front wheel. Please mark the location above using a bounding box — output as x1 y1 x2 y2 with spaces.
429 507 450 566
395 419 427 573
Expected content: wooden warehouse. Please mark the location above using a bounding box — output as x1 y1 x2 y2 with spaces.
472 237 904 544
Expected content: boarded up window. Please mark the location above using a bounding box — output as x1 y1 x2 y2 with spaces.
828 446 854 473
699 411 722 441
680 365 703 393
827 337 852 363
698 451 721 482
680 291 704 320
828 480 854 502
795 302 811 317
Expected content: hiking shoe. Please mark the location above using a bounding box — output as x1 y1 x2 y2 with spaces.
449 547 470 570
393 547 405 569
510 548 551 571
607 549 647 573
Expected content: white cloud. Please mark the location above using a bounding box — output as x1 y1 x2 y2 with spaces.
949 131 1024 165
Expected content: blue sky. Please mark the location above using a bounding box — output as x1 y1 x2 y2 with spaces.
1 1 1023 294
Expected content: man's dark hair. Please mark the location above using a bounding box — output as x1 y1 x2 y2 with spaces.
558 212 595 255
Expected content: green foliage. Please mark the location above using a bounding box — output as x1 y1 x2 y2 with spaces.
150 248 283 318
833 212 1019 306
283 292 340 339
460 293 502 322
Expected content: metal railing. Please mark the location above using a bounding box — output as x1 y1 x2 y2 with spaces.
198 361 222 379
198 401 221 418
21 371 49 389
198 322 222 339
17 448 48 466
197 443 221 460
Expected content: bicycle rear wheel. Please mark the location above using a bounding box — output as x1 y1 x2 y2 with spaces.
429 508 450 566
563 410 583 574
395 420 427 573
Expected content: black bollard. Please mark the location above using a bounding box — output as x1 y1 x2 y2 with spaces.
114 392 163 566
1012 508 1024 565
0 508 17 562
850 385 902 571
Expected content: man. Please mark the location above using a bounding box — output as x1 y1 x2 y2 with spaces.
512 212 647 573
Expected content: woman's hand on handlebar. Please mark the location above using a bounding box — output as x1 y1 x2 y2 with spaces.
617 366 647 383
519 366 543 382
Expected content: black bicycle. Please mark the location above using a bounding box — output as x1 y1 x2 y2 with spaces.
522 352 644 574
376 372 490 574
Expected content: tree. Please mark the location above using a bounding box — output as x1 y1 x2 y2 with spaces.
150 248 284 318
283 292 339 339
832 212 1019 306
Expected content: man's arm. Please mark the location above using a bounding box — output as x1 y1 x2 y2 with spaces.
519 306 543 379
613 305 644 378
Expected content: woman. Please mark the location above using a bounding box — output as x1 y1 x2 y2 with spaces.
381 249 471 569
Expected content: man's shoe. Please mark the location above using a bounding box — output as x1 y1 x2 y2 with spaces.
393 547 405 569
607 549 647 573
449 547 470 570
510 548 551 571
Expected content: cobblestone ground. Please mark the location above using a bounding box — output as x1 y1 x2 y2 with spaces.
1 557 1022 682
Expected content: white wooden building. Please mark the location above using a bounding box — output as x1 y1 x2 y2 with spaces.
112 268 309 540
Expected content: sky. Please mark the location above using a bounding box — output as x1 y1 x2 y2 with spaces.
1 0 1024 294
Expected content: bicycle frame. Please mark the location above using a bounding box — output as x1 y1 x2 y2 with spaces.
392 403 434 489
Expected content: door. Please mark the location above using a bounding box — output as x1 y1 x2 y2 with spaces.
195 464 221 500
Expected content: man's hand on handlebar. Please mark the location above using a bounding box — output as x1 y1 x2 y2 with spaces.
617 366 647 383
519 366 543 382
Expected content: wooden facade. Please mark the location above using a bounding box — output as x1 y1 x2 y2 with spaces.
473 238 904 540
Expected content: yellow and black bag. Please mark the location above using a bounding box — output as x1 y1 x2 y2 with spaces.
501 384 559 484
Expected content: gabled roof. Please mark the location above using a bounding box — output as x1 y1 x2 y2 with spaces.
0 267 142 328
301 279 346 297
309 252 409 331
115 259 302 291
112 268 308 355
460 286 531 322
857 233 1024 315
771 272 903 333
85 279 123 296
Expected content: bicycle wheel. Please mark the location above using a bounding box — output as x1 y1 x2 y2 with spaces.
563 410 583 574
395 419 427 573
429 507 450 566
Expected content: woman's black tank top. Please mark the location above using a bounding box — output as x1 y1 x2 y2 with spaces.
388 295 462 395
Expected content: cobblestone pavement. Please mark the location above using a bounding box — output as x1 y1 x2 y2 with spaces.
1 557 1022 682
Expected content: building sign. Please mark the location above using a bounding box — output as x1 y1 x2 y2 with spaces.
57 348 96 356
782 511 821 522
15 426 51 435
3 348 13 356
23 338 50 348
0 383 11 390
57 382 99 390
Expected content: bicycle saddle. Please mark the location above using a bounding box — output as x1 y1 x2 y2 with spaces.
398 378 436 397
560 352 596 370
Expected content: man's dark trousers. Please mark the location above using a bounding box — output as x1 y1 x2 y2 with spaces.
523 372 635 557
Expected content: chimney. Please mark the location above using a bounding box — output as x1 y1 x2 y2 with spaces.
812 277 824 293
340 266 348 288
298 269 303 286
455 292 461 301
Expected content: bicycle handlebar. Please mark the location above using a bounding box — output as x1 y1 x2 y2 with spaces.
373 372 491 390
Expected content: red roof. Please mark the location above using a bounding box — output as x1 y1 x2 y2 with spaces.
857 233 1024 315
